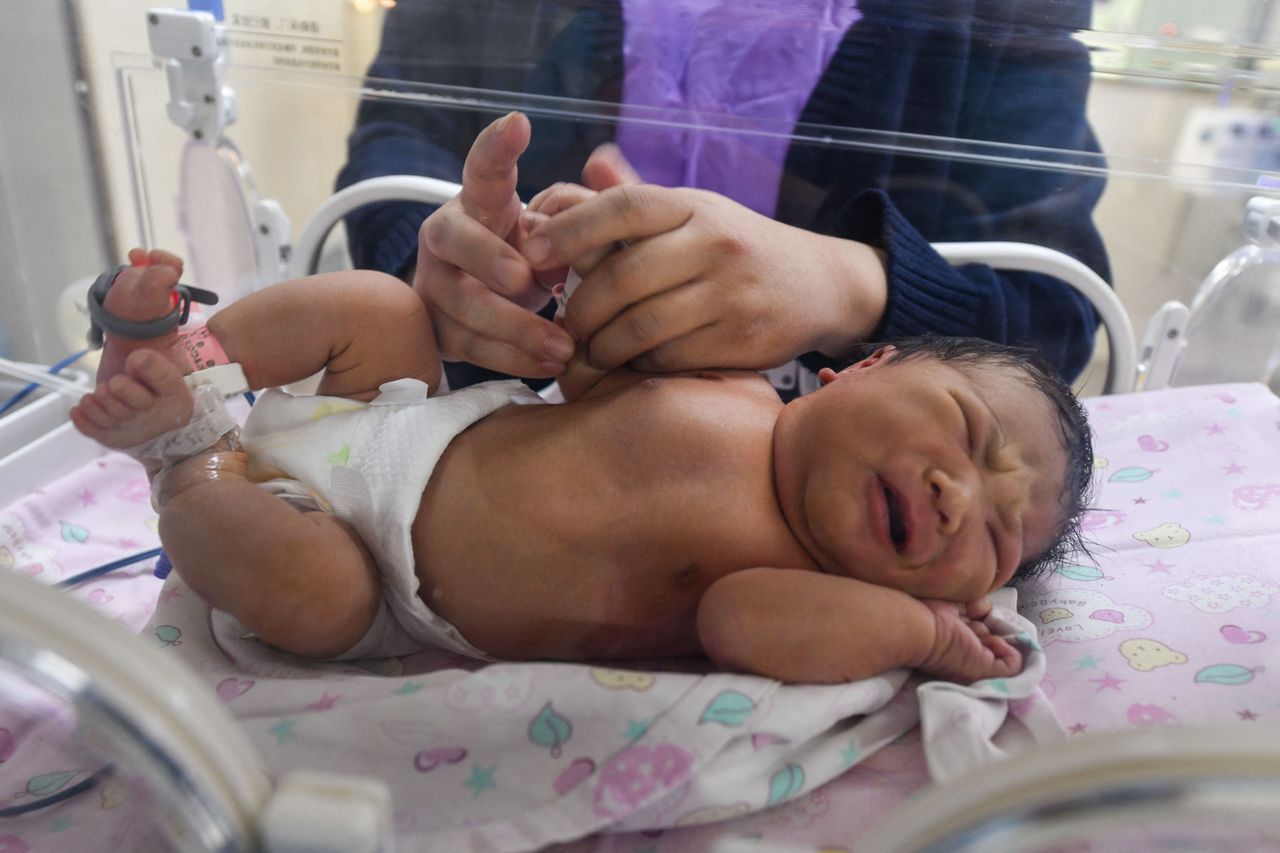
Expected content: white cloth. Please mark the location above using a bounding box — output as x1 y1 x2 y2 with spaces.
917 588 1066 783
152 575 1059 851
239 378 543 659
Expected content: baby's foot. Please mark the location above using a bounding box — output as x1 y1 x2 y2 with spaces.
70 349 193 452
96 248 187 383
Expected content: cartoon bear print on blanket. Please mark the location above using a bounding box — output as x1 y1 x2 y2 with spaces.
1118 638 1187 671
1132 522 1190 549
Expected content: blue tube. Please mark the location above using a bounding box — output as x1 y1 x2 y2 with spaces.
57 547 164 588
0 349 91 418
154 550 174 580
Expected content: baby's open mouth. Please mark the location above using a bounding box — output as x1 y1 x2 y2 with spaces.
883 486 908 551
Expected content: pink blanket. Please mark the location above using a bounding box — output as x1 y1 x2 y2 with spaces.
1 382 1277 850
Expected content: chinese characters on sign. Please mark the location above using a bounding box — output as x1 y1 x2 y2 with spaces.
225 7 345 72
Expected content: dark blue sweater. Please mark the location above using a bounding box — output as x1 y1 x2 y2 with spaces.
337 0 1109 384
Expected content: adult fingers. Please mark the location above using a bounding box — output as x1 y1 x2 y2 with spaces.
423 265 573 374
625 299 805 373
421 203 543 309
582 142 642 190
435 314 570 379
458 111 531 232
522 184 695 269
627 328 740 374
583 280 719 371
560 226 707 341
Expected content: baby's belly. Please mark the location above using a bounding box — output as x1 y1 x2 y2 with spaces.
413 533 716 662
411 373 793 662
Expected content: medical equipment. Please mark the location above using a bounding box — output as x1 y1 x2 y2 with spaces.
0 570 394 852
861 727 1280 852
87 264 220 347
0 358 89 404
1138 194 1280 391
145 9 291 310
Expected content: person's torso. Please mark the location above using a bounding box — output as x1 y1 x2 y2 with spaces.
412 371 817 661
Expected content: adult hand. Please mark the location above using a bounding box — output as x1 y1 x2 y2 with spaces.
414 112 576 378
519 183 890 374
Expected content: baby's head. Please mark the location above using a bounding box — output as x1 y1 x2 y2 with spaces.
773 335 1093 601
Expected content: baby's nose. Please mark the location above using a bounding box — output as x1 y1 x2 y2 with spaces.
927 467 973 536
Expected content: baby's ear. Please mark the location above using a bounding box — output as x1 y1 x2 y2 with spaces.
819 345 898 386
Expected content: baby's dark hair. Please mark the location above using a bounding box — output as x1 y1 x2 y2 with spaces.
844 335 1094 582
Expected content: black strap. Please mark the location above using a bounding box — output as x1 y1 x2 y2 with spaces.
87 265 219 347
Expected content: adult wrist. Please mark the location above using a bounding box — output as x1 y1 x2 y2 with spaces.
813 236 888 359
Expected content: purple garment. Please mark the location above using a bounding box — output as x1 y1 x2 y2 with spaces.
617 0 861 217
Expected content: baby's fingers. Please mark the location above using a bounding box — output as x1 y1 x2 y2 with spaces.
964 596 993 621
966 618 993 639
983 634 1023 676
527 182 596 217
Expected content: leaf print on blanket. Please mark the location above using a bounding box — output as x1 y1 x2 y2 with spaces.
528 703 572 757
699 689 755 726
766 763 805 806
1194 664 1261 686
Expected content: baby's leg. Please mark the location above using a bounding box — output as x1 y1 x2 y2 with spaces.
84 247 443 414
75 349 380 657
72 251 194 450
70 250 402 656
206 266 443 399
156 426 382 658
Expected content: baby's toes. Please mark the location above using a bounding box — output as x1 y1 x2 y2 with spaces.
72 393 117 432
106 372 156 412
95 383 137 421
124 350 192 427
68 404 99 439
146 248 185 275
137 260 181 298
125 349 184 394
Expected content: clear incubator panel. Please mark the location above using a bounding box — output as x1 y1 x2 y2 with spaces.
5 1 1280 851
94 0 1280 398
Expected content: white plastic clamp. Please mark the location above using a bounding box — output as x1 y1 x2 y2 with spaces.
184 362 250 398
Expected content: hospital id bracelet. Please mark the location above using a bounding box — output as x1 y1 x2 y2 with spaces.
87 264 220 348
184 362 250 398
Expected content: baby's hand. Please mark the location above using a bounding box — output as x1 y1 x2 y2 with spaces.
917 599 1023 684
523 182 615 280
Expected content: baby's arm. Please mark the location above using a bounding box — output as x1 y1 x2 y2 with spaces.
696 569 1022 684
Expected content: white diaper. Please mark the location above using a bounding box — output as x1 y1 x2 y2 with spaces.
240 378 544 660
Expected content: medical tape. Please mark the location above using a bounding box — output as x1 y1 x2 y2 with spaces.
130 361 252 512
553 269 583 320
127 383 241 472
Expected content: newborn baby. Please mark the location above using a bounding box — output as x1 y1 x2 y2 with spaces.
72 247 1091 685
